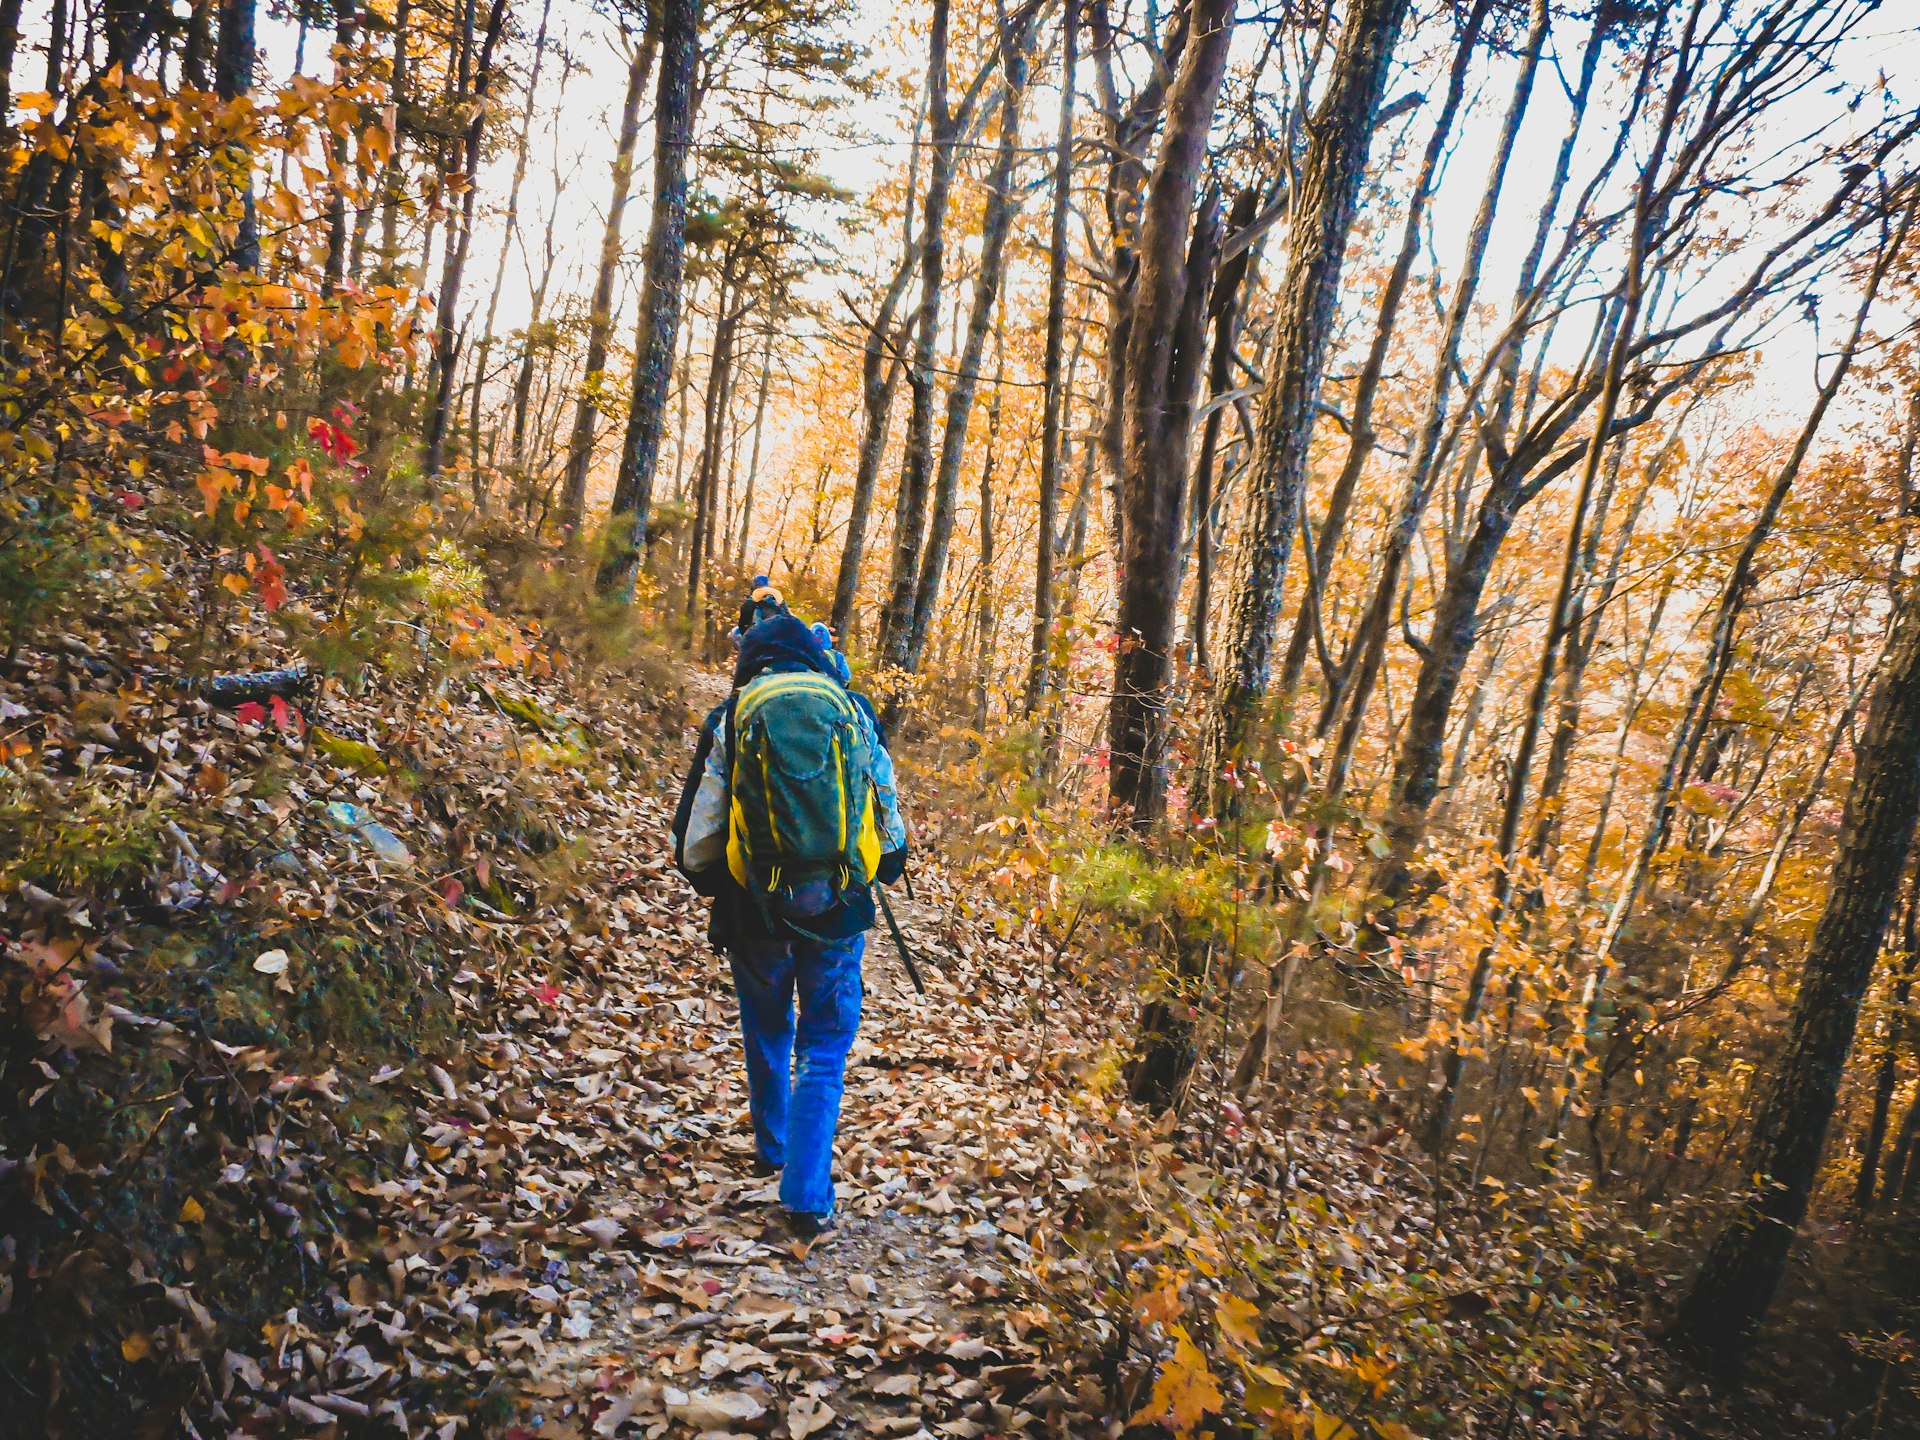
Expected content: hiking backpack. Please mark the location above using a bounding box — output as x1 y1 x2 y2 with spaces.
723 671 883 920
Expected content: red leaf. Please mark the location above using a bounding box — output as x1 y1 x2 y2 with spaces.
534 983 559 1005
307 416 359 460
268 695 303 735
234 701 266 726
440 877 464 907
253 544 287 612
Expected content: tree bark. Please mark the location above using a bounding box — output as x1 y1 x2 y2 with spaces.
1183 185 1264 676
559 33 657 530
1673 586 1920 1365
1197 0 1411 815
1854 891 1917 1210
600 0 702 596
1105 0 1235 826
1024 0 1075 716
215 0 258 268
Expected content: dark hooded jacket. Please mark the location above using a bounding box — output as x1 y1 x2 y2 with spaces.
670 615 907 948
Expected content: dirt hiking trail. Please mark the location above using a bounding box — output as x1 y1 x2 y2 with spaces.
345 668 1099 1440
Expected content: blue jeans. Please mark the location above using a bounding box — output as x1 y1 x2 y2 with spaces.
729 932 865 1217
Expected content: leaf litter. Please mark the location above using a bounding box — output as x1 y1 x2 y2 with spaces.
86 657 1118 1438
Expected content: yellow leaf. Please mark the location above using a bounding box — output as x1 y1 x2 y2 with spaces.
221 573 249 596
1129 1326 1222 1437
1313 1409 1357 1440
121 1332 153 1362
179 1196 205 1223
1371 1423 1420 1440
1217 1294 1262 1349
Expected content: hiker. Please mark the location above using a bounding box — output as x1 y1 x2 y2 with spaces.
671 580 908 1238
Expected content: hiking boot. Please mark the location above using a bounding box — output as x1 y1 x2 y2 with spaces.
750 1155 782 1179
786 1210 833 1242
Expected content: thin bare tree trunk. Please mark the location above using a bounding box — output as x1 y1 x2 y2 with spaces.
423 0 511 476
878 0 956 669
1025 0 1075 715
1198 0 1412 815
321 2 361 297
559 33 657 530
465 0 552 503
734 324 775 569
1323 0 1548 802
1276 0 1490 701
906 18 1029 669
600 0 702 596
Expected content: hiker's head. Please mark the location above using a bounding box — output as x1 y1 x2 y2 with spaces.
731 577 789 647
810 623 852 687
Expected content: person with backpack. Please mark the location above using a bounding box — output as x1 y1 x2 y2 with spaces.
671 580 908 1239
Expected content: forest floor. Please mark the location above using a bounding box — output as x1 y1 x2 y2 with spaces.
427 676 1102 1440
6 610 1869 1439
204 657 1113 1440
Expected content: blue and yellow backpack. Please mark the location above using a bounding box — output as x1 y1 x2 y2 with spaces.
724 668 884 924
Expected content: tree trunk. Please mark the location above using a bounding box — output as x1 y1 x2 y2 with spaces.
559 35 657 530
215 0 258 268
1322 0 1548 803
685 295 741 623
1854 903 1917 1210
906 21 1028 670
734 324 775 568
1276 0 1490 701
375 0 409 281
1183 185 1264 676
321 2 361 296
0 0 27 123
600 0 702 596
423 0 510 477
465 0 553 498
1197 0 1411 814
179 0 207 88
878 0 956 669
1106 0 1235 827
831 85 928 642
1673 586 1920 1365
1024 0 1075 716
975 308 1007 731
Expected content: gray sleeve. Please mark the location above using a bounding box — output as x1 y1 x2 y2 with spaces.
682 714 731 872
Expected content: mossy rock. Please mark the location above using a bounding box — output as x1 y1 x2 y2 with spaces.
311 725 387 775
484 687 590 749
